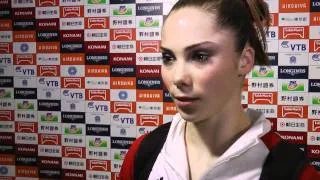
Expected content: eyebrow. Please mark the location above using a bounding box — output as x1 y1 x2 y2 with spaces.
160 41 217 53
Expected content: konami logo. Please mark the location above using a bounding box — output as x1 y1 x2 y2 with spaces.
307 145 320 158
281 26 307 39
62 169 85 178
61 6 83 18
39 134 60 145
13 8 35 19
60 30 84 43
110 53 135 65
38 65 59 76
86 44 108 50
14 54 35 65
137 40 160 53
85 41 109 53
279 105 306 118
137 65 161 78
36 19 59 30
138 114 161 126
278 131 306 144
0 133 14 145
63 146 83 158
113 28 134 40
87 159 110 171
39 157 61 168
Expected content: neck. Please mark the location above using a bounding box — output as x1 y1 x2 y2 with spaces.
185 103 251 157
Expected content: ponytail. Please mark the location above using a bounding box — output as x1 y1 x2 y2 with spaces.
245 0 271 65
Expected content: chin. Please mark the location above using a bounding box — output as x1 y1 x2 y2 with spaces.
178 110 199 122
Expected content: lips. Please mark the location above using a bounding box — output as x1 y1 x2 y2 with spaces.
174 96 199 101
173 96 200 107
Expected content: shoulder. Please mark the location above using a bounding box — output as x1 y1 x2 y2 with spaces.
143 122 172 141
119 134 147 180
119 122 172 180
135 122 172 162
260 131 320 180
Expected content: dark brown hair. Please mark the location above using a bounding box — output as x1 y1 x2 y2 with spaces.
167 0 271 65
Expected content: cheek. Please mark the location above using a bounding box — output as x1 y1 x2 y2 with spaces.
196 64 237 93
161 67 172 89
197 73 223 93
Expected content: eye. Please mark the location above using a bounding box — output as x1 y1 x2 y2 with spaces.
161 52 175 65
191 51 210 63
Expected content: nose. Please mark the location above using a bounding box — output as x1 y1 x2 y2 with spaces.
172 60 192 91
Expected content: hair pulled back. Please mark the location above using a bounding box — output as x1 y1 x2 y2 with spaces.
168 0 271 65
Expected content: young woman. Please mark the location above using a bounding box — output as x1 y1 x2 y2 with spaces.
120 0 319 179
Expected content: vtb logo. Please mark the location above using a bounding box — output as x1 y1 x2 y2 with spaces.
266 30 276 38
281 41 307 51
63 90 83 99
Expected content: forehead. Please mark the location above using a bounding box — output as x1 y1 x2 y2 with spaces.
161 7 235 51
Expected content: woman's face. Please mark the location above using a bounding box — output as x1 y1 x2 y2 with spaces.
161 7 247 122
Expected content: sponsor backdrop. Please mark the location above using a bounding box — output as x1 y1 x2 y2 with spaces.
0 0 320 179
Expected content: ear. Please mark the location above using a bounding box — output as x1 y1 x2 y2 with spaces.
238 45 255 76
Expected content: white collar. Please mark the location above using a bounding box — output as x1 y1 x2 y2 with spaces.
160 108 271 179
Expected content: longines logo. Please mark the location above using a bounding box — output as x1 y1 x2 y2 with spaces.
136 3 162 15
85 54 109 65
36 31 59 41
